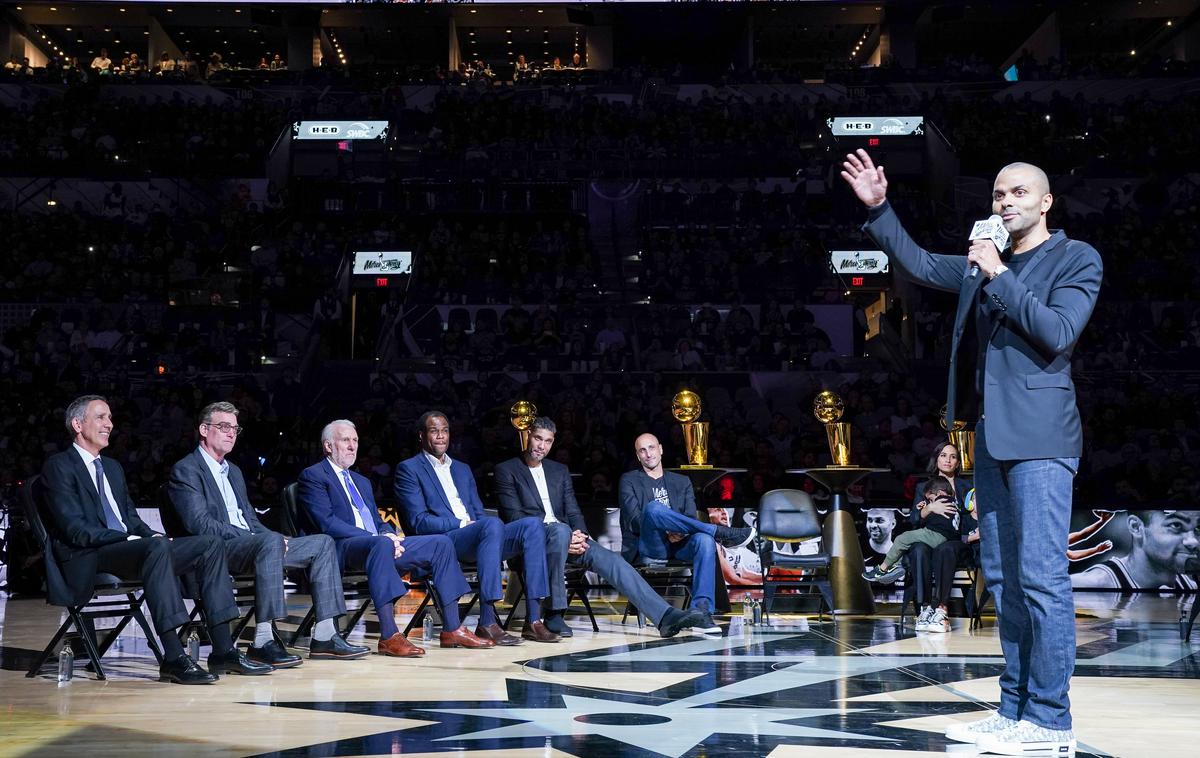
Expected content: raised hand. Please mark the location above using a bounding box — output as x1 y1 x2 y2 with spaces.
840 149 888 208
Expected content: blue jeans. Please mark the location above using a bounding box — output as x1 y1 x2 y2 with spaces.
974 420 1079 731
639 501 717 612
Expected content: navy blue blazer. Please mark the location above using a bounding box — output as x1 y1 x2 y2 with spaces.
864 201 1102 460
297 459 396 540
493 457 587 534
394 452 486 535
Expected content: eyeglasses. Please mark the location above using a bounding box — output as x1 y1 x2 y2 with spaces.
204 421 243 435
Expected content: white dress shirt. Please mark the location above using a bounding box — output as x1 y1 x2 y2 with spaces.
73 443 127 531
425 452 471 527
327 458 367 530
198 446 250 530
528 464 557 524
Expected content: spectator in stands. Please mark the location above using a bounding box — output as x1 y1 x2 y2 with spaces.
206 53 225 79
257 57 270 71
90 48 112 75
551 57 563 71
270 54 286 71
156 52 176 75
571 53 584 69
126 53 145 74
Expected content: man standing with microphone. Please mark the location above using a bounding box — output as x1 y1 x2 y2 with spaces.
841 149 1102 756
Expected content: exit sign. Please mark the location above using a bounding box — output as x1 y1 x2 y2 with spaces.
375 277 389 287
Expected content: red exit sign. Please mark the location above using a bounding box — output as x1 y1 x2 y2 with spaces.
851 276 865 286
375 277 389 287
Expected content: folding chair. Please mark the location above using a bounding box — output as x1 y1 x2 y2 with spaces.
22 475 164 680
502 562 600 633
757 489 833 622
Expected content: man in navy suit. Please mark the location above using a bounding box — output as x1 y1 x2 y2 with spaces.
298 420 493 655
395 411 558 644
168 401 369 667
843 150 1102 755
494 417 707 638
618 433 755 634
40 395 268 684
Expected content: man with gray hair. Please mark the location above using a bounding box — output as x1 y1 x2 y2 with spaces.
495 417 709 638
168 402 370 668
40 395 254 684
299 419 491 656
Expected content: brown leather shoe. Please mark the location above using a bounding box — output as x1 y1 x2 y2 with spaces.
521 619 561 643
378 632 425 658
440 626 496 649
474 622 522 646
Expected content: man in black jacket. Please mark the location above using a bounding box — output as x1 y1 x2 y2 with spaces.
494 418 706 638
40 395 270 683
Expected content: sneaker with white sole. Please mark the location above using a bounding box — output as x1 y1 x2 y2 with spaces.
862 564 905 584
945 712 1020 744
927 605 950 633
914 606 934 632
976 720 1075 756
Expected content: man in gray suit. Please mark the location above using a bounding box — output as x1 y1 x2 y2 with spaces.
494 417 707 639
842 150 1102 756
168 402 369 667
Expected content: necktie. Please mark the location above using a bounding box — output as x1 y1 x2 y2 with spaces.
342 470 378 535
93 458 126 532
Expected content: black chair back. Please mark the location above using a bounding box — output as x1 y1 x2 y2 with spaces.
278 482 303 538
156 483 189 538
20 475 50 549
758 489 822 541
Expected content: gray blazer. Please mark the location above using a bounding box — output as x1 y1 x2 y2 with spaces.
167 447 269 539
864 201 1102 460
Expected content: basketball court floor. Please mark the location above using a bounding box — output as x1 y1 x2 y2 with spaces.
1 592 1196 757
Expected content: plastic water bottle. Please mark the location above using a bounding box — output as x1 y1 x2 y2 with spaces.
751 597 763 626
186 629 201 660
57 641 74 682
422 613 434 642
743 599 754 626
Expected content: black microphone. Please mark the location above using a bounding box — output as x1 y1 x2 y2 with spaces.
967 214 1010 279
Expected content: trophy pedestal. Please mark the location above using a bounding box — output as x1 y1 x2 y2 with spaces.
678 464 714 470
788 467 887 616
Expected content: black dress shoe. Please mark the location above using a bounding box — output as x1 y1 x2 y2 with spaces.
658 607 707 638
208 647 274 676
159 654 218 685
542 612 574 638
309 635 370 660
248 639 304 668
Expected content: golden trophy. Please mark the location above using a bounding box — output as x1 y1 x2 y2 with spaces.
672 389 711 468
510 400 537 451
813 390 852 467
939 403 975 473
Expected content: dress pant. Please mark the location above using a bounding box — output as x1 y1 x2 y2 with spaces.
336 534 471 615
224 532 346 622
975 419 1079 732
93 534 238 636
638 502 717 612
444 516 549 603
908 540 974 608
570 538 673 626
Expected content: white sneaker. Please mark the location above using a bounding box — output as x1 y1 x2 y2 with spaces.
945 712 1020 744
976 720 1076 756
928 606 950 633
914 606 934 632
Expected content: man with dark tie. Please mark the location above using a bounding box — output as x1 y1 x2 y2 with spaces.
299 419 493 655
619 433 756 635
167 402 369 667
40 395 270 684
395 411 559 644
494 417 708 638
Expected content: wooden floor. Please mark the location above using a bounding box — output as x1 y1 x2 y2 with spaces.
1 591 1196 757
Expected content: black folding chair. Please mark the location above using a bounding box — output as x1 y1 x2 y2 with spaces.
757 489 833 622
899 545 988 631
23 475 164 680
621 560 694 628
502 562 600 633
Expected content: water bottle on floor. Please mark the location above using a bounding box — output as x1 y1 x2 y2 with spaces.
186 629 201 660
57 641 74 683
422 614 434 642
751 598 763 626
743 599 754 626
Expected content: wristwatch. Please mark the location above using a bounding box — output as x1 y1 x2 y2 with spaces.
989 264 1009 280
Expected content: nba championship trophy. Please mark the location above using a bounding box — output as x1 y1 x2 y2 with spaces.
673 389 712 469
814 390 851 467
940 404 975 474
510 400 537 452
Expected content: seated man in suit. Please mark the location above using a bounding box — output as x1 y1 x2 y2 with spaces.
41 395 270 684
494 417 708 638
299 419 493 655
618 433 756 634
395 411 558 644
167 402 369 667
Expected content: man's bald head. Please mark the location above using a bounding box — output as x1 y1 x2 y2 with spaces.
634 433 664 474
996 162 1050 196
